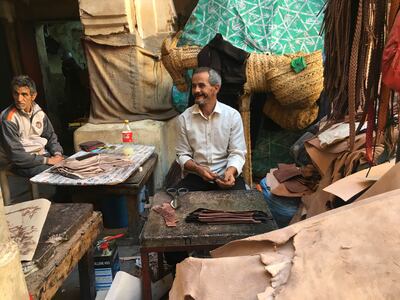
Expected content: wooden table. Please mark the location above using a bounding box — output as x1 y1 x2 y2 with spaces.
26 203 102 300
33 153 157 241
139 190 277 300
75 153 158 240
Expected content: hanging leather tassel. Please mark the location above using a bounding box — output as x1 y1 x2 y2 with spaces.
377 0 400 135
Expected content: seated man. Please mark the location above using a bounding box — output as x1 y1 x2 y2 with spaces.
165 67 247 266
0 75 64 177
175 67 247 191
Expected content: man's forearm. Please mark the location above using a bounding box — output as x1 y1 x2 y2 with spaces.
183 159 202 174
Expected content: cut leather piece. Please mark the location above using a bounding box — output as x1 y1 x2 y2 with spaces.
324 160 395 201
356 161 400 201
304 141 338 176
273 164 302 183
152 202 178 227
271 182 306 198
283 179 311 193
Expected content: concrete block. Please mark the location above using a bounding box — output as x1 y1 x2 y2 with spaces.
74 118 177 190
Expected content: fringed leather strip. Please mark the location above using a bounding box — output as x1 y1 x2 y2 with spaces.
348 0 364 151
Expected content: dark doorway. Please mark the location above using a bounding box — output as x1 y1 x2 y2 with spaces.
0 23 14 111
35 22 90 155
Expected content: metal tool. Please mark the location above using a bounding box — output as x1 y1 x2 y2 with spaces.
166 187 189 209
95 233 125 253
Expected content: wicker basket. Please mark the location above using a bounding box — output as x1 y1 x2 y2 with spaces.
266 51 324 108
161 32 200 92
263 97 319 130
245 53 291 93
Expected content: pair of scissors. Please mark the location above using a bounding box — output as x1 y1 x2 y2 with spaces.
166 187 189 209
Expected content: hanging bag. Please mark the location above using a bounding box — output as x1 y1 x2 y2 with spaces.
382 10 400 92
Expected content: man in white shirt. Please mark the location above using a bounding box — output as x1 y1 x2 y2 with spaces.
175 67 247 190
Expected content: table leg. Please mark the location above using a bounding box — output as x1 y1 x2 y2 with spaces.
141 249 152 300
148 173 155 196
78 247 96 300
127 194 141 242
157 252 165 278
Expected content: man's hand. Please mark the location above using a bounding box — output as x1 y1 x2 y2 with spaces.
215 166 237 189
47 155 64 165
196 165 219 181
183 159 218 181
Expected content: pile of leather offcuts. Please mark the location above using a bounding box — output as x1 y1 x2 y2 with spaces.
185 208 272 225
268 163 318 197
261 163 319 228
52 154 131 179
298 122 387 218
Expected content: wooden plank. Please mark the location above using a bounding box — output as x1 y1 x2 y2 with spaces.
29 203 93 269
26 211 103 300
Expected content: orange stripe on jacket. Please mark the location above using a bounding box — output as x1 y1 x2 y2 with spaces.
6 107 17 121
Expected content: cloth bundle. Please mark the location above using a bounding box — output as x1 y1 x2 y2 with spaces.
185 208 272 225
53 154 131 179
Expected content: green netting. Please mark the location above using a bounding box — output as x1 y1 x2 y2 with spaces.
252 118 307 178
179 0 325 54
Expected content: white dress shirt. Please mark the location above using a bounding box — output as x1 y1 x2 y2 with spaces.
176 101 247 176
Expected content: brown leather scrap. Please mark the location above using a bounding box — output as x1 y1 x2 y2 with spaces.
152 202 178 227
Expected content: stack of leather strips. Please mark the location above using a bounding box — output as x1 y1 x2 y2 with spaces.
185 208 273 225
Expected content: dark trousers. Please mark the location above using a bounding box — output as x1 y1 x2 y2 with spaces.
165 173 246 266
11 164 71 203
12 164 50 177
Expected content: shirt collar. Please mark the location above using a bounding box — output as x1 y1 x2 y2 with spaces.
192 101 222 116
17 103 40 117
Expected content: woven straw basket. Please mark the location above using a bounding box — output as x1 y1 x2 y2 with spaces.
266 51 324 108
245 53 291 93
263 97 319 130
161 32 200 92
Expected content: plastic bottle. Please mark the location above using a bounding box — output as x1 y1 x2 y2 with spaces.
121 120 133 143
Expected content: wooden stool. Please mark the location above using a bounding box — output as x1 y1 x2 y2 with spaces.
0 167 39 205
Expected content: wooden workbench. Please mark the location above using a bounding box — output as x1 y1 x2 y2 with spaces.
73 153 157 240
26 203 102 300
140 190 277 300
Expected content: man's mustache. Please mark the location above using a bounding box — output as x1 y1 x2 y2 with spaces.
194 93 206 97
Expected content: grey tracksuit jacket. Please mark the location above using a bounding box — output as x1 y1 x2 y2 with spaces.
0 103 63 168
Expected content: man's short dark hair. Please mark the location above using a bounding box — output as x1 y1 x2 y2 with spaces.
193 67 222 86
11 75 37 94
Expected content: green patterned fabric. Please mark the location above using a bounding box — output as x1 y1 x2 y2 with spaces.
179 0 325 54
